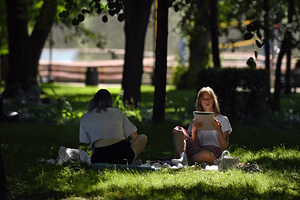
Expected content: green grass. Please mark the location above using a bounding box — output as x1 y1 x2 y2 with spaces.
1 83 300 199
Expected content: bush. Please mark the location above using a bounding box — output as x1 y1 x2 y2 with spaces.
170 63 189 89
195 68 269 120
16 97 81 124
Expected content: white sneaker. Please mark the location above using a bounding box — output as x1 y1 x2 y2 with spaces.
171 153 187 166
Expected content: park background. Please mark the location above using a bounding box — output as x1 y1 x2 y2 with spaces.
1 0 300 199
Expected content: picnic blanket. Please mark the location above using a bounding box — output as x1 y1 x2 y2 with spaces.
91 163 155 171
36 147 260 172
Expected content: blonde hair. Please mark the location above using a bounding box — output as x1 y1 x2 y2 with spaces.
196 87 221 115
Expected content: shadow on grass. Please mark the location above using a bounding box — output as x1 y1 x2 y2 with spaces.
16 191 66 200
128 183 300 200
45 179 298 200
248 156 300 171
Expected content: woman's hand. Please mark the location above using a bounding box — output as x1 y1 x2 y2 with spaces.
192 119 203 133
192 119 203 145
212 120 222 133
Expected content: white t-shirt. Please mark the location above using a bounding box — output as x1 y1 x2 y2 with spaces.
79 107 137 146
187 114 232 148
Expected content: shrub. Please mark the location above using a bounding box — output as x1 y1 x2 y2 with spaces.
170 63 189 89
16 97 81 124
195 68 269 120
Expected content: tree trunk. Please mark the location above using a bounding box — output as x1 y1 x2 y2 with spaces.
0 139 9 200
122 0 154 107
0 97 8 199
187 1 210 88
210 0 221 68
0 55 8 84
272 33 287 112
284 0 294 95
263 0 271 105
30 0 57 80
5 0 57 93
285 44 292 94
152 0 168 123
5 0 31 90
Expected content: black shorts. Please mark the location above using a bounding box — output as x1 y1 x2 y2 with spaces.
91 140 135 164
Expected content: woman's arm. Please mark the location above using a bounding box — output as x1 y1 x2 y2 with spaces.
218 130 230 150
192 120 203 145
213 120 230 150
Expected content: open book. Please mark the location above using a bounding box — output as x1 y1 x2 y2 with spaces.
193 111 216 130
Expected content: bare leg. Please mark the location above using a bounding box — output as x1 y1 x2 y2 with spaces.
174 130 186 153
172 130 187 165
190 150 217 165
130 134 147 161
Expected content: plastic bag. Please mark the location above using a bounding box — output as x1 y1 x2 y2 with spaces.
57 146 91 166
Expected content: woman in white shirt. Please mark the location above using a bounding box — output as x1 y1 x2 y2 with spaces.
80 89 147 164
172 87 232 166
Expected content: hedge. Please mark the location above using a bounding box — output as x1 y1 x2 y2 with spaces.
195 68 269 120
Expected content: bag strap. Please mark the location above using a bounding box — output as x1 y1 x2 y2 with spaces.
220 150 231 159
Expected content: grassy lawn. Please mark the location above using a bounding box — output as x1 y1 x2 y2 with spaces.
1 83 299 199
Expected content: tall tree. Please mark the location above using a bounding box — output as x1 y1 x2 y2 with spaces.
284 0 294 95
272 32 287 111
263 0 270 72
122 0 154 106
4 0 57 92
226 0 300 111
272 0 295 110
0 139 9 200
0 0 8 84
175 0 213 88
186 1 210 88
152 0 168 123
210 0 221 68
263 0 271 106
61 0 154 107
0 96 9 198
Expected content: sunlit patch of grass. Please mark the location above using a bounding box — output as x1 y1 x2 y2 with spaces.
11 162 299 199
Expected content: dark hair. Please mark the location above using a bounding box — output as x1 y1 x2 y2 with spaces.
88 89 113 113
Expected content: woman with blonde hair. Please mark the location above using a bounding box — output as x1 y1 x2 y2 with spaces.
172 87 232 166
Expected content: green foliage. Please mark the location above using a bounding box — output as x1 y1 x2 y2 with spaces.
195 68 269 120
113 90 144 122
59 0 126 24
170 63 189 89
15 97 81 124
243 20 265 67
0 0 7 56
246 57 257 69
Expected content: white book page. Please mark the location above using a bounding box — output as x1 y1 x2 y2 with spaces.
193 111 216 130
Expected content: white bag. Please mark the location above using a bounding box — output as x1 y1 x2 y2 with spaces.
57 146 91 166
218 150 239 171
